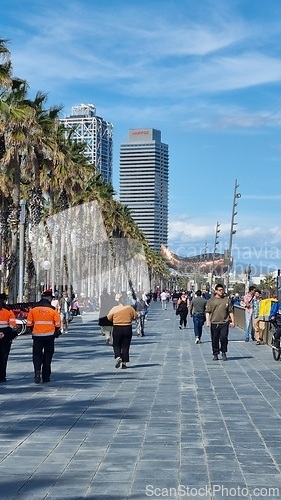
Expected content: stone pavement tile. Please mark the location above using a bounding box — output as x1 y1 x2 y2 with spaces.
240 464 280 475
96 462 136 474
134 467 179 481
243 473 281 487
204 445 236 457
85 481 132 498
180 474 211 487
92 471 135 482
208 469 245 483
0 475 33 500
138 448 179 461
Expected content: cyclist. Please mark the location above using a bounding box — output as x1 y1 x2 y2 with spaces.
269 300 281 347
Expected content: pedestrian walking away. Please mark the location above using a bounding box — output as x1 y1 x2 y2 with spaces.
177 292 189 329
252 289 265 344
0 293 18 382
172 290 181 310
26 290 61 383
107 292 138 369
190 290 207 343
160 290 167 310
133 294 147 336
99 289 118 345
59 290 72 333
205 284 234 361
242 285 256 342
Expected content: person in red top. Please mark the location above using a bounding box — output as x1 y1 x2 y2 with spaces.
27 290 61 383
0 293 17 382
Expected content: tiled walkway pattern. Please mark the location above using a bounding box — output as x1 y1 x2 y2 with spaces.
0 303 281 499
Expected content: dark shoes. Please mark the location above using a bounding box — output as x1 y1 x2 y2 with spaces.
42 379 50 383
213 354 219 361
222 352 227 361
115 358 122 369
34 371 41 384
121 364 127 369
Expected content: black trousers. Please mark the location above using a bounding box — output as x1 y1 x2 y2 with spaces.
113 325 133 363
33 336 55 381
179 310 188 327
211 323 229 355
0 338 12 381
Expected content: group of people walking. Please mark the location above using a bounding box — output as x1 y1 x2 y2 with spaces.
3 282 269 382
103 284 235 366
172 285 234 361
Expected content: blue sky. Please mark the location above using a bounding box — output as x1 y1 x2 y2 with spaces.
2 0 281 275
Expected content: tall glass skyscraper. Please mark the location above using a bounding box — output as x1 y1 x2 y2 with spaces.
120 129 169 252
60 104 113 184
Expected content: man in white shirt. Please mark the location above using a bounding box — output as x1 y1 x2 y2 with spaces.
160 290 167 310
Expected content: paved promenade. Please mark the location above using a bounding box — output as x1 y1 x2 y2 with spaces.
1 302 281 499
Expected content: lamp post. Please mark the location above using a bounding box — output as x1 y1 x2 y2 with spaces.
42 260 51 291
245 264 251 294
226 179 241 293
18 200 26 302
210 222 220 291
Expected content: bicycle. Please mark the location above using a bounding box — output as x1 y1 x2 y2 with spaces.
16 318 27 336
270 321 281 361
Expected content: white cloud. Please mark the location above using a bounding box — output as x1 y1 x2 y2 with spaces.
9 2 281 102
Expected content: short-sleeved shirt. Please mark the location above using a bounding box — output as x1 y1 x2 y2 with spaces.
206 297 233 324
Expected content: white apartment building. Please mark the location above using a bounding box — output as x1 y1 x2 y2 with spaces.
60 104 113 184
120 129 169 252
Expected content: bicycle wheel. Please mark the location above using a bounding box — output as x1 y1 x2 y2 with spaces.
272 344 281 361
16 319 26 336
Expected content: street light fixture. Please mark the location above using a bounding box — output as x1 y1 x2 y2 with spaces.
226 180 241 292
210 222 220 290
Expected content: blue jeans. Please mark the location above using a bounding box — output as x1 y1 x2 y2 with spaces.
193 313 205 339
245 312 254 341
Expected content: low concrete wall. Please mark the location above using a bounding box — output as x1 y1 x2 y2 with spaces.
234 305 272 344
234 305 246 330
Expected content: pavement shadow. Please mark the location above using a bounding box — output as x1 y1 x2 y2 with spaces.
227 355 254 360
131 363 161 368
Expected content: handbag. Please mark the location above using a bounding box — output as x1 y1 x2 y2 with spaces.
98 316 113 327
